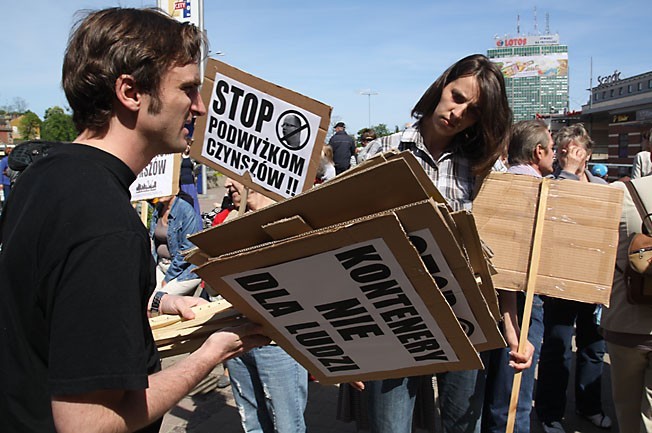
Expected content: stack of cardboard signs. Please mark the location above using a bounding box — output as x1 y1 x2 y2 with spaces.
182 151 505 384
150 299 242 358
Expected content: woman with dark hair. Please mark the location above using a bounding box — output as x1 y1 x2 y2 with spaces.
341 54 533 433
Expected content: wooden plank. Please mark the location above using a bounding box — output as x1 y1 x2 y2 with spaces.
505 179 550 433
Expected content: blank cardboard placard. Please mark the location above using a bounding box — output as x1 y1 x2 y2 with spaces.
196 214 481 384
191 59 331 201
473 172 623 305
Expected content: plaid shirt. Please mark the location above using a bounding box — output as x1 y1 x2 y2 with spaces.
382 126 475 211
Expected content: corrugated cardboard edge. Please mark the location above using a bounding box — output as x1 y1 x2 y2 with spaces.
191 59 331 201
450 211 502 322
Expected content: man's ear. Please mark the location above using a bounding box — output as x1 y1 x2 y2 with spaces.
115 74 141 112
532 143 542 162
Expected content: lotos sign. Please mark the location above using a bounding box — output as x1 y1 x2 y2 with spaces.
192 59 331 201
496 37 528 47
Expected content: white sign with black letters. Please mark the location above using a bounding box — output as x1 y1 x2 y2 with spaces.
130 154 178 202
221 238 459 377
201 73 321 198
408 229 486 346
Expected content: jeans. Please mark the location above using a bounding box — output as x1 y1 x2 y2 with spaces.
366 354 489 433
366 376 423 433
482 294 545 433
535 297 606 422
225 345 308 433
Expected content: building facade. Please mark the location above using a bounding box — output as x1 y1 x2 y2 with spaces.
488 34 569 122
581 70 652 178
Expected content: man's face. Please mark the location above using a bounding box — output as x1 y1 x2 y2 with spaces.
140 63 206 154
282 116 301 147
428 75 480 140
537 131 555 176
224 177 243 207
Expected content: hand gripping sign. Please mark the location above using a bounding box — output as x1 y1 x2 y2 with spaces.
191 59 331 201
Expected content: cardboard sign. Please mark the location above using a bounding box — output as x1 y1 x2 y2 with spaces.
196 214 482 384
394 202 504 352
191 59 331 201
473 172 623 305
189 153 440 257
129 154 180 201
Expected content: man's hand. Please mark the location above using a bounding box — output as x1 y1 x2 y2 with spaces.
203 322 271 362
348 381 365 391
159 294 207 320
559 143 587 176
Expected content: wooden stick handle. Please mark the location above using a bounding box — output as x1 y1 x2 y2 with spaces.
505 179 550 433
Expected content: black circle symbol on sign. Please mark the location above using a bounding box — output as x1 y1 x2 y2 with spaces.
276 110 311 151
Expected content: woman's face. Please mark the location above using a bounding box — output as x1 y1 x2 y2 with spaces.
428 75 480 140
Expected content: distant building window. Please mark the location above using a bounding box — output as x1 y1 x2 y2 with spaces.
649 79 652 89
610 89 615 97
619 87 624 95
619 134 629 158
602 91 606 99
639 82 644 91
628 84 633 93
594 93 599 101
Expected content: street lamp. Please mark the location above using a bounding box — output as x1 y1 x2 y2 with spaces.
360 89 378 128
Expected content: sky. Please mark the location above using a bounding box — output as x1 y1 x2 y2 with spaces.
2 0 650 135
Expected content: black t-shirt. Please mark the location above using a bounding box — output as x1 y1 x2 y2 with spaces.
0 142 161 432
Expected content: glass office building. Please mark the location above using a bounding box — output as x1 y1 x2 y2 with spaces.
488 35 569 122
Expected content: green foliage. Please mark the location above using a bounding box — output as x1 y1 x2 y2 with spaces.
18 111 42 140
41 106 77 142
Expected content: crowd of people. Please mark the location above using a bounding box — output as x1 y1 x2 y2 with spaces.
0 6 650 433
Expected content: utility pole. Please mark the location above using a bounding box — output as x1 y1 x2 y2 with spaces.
360 89 378 128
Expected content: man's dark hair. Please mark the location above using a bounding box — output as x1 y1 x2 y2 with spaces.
412 54 513 177
62 8 206 133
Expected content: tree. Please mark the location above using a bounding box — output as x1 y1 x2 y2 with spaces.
17 111 42 141
11 97 28 114
41 106 77 142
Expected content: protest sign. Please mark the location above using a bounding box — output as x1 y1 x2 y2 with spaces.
129 153 180 202
195 214 482 384
473 172 623 305
191 59 331 201
394 202 504 352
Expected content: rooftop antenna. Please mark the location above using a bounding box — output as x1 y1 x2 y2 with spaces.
533 6 538 34
517 14 520 35
545 12 550 34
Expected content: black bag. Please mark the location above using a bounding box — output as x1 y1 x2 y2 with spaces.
7 141 54 187
622 181 652 304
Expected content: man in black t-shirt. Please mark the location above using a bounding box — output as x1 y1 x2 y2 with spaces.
0 8 268 433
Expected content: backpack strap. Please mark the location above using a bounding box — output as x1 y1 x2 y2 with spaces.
625 181 652 235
